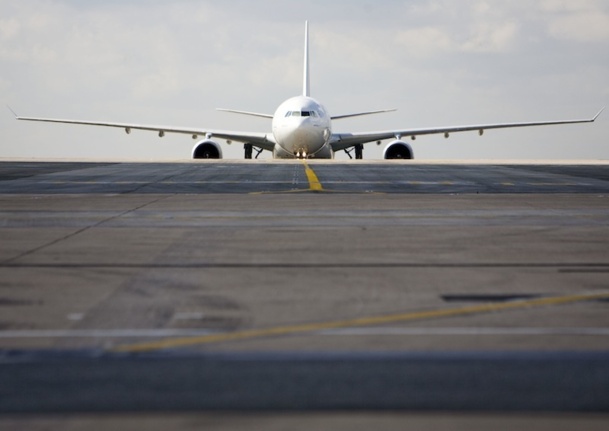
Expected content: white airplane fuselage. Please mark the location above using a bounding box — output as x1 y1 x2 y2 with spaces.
271 96 333 159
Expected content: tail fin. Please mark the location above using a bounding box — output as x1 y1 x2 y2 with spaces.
303 21 310 97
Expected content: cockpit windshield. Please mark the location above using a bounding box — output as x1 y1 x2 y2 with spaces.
285 110 318 118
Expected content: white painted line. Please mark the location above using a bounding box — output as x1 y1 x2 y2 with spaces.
318 327 609 336
173 312 205 321
2 327 609 339
0 329 218 338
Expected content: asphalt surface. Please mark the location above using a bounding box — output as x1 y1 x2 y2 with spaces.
2 350 609 413
1 160 609 428
2 160 609 194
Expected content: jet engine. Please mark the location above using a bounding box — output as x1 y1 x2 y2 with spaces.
192 140 223 159
383 140 414 159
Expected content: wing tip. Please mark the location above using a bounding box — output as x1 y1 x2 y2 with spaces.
592 107 605 121
6 105 19 119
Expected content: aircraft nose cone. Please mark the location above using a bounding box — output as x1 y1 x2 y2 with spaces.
285 128 311 155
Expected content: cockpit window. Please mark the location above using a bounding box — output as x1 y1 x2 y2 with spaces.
285 110 318 117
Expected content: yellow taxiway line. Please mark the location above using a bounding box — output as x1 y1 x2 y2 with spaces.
302 160 323 191
112 291 609 353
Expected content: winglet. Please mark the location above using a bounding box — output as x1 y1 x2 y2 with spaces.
592 107 605 121
7 105 19 119
303 21 310 97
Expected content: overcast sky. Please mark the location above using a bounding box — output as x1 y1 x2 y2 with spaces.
1 0 608 160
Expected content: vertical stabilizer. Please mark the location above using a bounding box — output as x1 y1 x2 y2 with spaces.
303 21 310 97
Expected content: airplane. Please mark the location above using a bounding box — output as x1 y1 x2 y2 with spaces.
11 21 604 160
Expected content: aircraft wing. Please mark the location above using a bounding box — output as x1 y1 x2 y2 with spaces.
330 108 604 152
12 112 276 152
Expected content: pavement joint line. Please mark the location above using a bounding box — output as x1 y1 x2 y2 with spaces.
111 291 609 353
0 195 171 264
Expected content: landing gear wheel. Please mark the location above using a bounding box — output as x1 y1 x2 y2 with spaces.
244 144 253 159
354 144 363 160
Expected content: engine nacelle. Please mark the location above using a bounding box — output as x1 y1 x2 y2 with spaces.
383 140 414 160
192 140 222 159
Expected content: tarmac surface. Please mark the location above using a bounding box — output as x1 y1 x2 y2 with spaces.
1 159 609 429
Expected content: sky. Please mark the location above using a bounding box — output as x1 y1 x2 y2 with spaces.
1 0 608 160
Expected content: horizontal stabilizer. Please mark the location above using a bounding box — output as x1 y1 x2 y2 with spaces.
216 108 273 119
331 109 397 120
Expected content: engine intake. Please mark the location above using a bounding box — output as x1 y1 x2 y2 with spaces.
192 140 222 159
383 140 414 160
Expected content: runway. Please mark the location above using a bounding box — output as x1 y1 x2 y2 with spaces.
1 160 609 428
2 160 609 194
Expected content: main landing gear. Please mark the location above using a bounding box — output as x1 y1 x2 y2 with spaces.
244 143 263 159
345 144 363 159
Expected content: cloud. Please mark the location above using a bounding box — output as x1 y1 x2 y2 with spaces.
460 21 519 52
395 2 522 57
540 0 609 42
0 17 20 41
546 11 609 42
395 27 453 58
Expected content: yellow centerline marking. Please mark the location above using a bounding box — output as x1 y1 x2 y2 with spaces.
112 292 609 353
302 161 324 191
